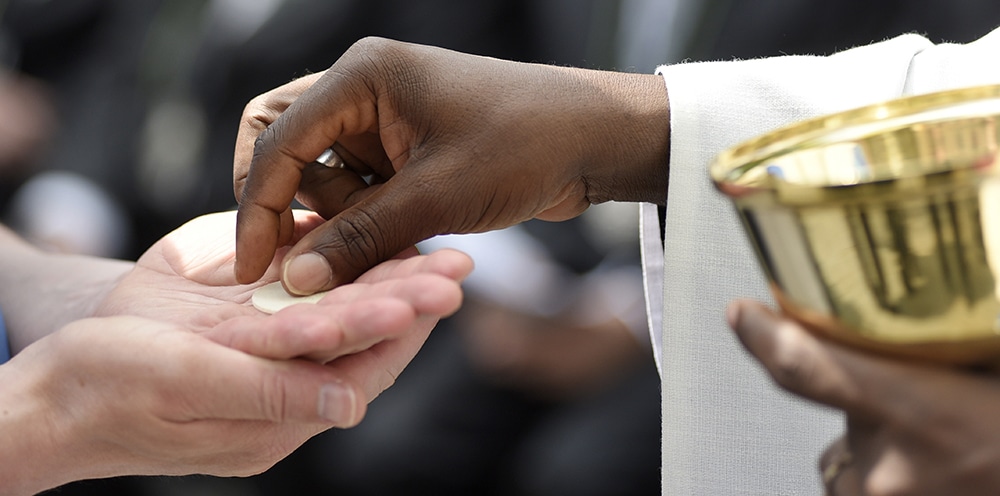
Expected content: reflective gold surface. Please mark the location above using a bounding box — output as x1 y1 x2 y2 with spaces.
711 85 1000 364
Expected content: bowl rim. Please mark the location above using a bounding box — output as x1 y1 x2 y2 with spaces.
710 84 1000 196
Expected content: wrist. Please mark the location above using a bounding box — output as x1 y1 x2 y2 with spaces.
567 69 671 205
0 247 132 353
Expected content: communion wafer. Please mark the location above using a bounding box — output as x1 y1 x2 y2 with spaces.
252 281 330 314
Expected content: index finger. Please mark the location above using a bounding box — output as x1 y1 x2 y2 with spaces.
233 65 379 284
233 72 324 181
232 73 323 284
725 299 951 421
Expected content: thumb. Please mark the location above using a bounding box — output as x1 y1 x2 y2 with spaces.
204 352 368 428
280 170 448 294
726 299 913 420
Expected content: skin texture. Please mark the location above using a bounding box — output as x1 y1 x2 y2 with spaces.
233 37 670 295
0 211 471 495
727 299 1000 496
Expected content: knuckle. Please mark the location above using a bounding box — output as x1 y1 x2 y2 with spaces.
347 36 397 59
240 95 279 137
341 36 415 88
258 371 289 423
241 94 267 121
253 124 315 169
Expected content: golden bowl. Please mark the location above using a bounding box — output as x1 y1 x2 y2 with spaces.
711 85 1000 364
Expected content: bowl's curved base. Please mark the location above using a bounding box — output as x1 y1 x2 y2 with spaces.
773 285 1000 367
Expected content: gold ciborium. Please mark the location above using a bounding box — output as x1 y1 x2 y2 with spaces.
712 85 1000 364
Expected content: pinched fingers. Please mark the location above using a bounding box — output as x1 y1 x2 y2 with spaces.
233 73 322 283
233 73 330 278
234 45 385 285
277 173 457 295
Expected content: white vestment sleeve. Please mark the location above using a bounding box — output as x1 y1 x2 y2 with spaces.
652 29 1000 495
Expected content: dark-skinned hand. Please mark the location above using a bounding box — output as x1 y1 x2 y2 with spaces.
233 37 669 294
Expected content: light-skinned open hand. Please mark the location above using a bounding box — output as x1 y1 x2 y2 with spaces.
0 210 471 495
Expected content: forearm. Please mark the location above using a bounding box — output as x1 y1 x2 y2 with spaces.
0 226 133 353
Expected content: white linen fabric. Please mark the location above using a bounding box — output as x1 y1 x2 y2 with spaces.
640 27 1000 495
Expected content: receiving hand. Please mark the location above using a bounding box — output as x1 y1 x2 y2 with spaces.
96 209 471 389
0 209 472 495
726 299 1000 496
233 37 670 294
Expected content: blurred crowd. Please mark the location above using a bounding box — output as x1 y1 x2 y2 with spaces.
3 0 1000 495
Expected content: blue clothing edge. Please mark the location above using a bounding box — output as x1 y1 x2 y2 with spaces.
0 309 9 364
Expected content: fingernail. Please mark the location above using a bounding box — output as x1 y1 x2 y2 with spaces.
725 301 740 328
318 382 357 426
284 252 333 295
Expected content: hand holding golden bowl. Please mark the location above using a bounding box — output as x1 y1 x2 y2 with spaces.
712 85 1000 364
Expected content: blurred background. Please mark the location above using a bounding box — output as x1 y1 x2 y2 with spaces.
2 0 999 495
